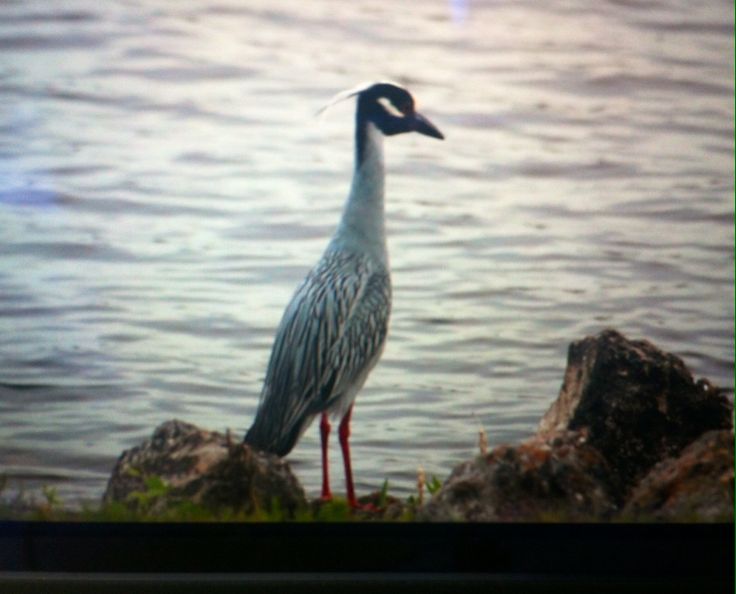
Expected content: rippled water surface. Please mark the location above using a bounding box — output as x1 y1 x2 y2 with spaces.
1 0 733 506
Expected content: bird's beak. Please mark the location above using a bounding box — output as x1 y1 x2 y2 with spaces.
411 111 444 140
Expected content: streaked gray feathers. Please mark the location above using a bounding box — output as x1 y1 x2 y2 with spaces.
244 249 391 456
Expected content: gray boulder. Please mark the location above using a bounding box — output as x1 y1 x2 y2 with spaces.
538 329 732 499
622 429 734 521
421 329 733 522
419 430 617 521
103 419 306 516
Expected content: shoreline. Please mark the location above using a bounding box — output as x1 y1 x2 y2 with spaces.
3 328 733 522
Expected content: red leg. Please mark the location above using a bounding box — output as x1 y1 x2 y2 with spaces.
338 405 358 508
320 413 332 501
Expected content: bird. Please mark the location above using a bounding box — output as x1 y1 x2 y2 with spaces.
244 81 444 508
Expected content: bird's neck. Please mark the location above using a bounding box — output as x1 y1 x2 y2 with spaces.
332 120 387 264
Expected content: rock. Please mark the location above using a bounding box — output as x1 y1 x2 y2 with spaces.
418 431 617 521
103 420 306 516
622 430 734 522
421 329 733 522
538 329 732 498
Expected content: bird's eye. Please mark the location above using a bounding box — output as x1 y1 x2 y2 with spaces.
378 97 405 118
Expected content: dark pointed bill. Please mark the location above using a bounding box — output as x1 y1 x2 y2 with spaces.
411 111 444 140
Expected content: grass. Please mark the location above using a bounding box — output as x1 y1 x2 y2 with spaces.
0 472 441 523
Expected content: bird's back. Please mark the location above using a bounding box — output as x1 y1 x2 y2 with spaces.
244 248 391 456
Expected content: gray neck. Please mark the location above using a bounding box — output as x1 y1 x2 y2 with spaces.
331 122 387 265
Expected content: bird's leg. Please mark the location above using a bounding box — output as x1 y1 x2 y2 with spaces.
320 412 332 501
338 404 359 508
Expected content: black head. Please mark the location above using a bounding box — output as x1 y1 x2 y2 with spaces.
356 82 444 140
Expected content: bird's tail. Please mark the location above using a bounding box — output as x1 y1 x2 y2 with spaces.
243 413 308 458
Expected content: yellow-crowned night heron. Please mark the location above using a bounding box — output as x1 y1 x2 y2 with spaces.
244 82 443 508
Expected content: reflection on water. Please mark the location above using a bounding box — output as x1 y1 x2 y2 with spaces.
0 0 733 505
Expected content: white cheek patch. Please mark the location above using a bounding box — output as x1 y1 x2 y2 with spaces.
378 97 405 118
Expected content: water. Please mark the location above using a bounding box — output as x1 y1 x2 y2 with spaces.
0 0 733 507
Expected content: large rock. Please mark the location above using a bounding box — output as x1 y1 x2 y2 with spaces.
103 420 306 516
421 329 733 522
622 429 734 522
419 431 617 521
538 329 732 498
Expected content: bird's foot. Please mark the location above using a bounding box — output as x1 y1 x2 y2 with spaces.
352 502 380 514
348 497 380 514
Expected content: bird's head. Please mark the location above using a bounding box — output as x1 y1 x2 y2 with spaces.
320 81 444 140
357 82 444 140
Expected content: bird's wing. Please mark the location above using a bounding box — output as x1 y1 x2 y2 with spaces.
259 251 391 442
